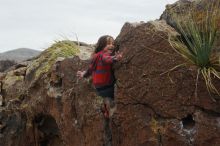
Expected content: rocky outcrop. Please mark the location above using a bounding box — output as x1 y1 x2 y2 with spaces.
0 40 104 146
112 19 220 146
0 60 17 72
160 0 220 49
0 0 220 146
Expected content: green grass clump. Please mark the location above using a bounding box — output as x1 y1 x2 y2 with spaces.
27 40 79 80
168 0 220 97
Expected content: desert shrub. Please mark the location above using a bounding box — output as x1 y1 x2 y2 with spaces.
168 0 220 98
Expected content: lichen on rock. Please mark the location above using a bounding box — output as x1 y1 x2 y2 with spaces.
25 40 80 85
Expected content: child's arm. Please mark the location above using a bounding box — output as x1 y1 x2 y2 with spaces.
77 67 92 79
102 51 123 64
77 54 98 78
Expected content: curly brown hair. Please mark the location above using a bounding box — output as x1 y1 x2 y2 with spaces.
94 35 114 53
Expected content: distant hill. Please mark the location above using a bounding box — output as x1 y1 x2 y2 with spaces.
0 48 41 62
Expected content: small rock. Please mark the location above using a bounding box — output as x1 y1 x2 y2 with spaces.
56 57 65 62
47 86 62 98
15 62 28 69
0 73 6 81
13 67 27 76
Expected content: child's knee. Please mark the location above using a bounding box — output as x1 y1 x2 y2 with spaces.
104 97 114 106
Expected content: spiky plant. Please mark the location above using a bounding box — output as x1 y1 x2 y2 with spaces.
168 0 220 97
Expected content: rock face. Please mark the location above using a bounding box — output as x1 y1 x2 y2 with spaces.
0 1 220 146
113 20 220 146
0 40 106 146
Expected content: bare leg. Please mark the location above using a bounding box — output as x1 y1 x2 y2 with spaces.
103 117 112 146
103 97 116 118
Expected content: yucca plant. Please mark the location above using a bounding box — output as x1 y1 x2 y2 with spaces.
168 0 220 98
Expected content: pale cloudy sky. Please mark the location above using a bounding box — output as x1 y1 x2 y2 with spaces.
0 0 177 53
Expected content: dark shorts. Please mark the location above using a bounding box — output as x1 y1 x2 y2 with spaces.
96 85 115 99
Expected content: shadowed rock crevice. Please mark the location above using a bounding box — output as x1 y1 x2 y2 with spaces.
34 114 64 146
181 114 195 130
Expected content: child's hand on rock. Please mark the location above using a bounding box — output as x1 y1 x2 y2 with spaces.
114 51 123 61
77 71 86 79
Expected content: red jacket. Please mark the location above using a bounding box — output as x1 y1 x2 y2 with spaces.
84 50 116 88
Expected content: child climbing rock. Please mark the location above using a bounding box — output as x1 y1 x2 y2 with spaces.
77 35 122 146
77 35 122 118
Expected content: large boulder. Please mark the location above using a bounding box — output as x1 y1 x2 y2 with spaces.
112 20 220 146
0 40 105 146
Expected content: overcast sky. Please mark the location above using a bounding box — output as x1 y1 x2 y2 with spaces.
0 0 177 53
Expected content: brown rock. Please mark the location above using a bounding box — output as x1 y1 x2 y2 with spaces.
0 73 6 81
13 67 27 76
112 20 220 146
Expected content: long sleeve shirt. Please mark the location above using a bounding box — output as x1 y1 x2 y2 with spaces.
83 50 116 88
